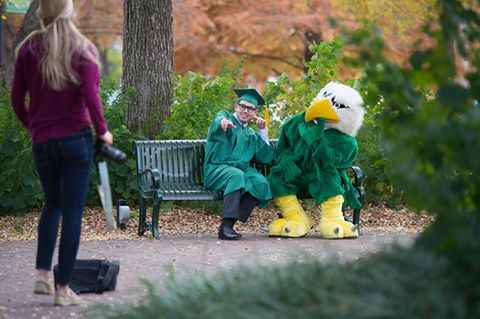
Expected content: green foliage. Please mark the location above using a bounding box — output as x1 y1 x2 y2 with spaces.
354 80 404 207
0 86 43 215
106 47 122 84
88 245 473 319
356 121 401 206
263 38 344 124
161 62 245 140
347 0 480 308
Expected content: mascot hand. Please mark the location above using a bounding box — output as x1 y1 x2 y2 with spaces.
299 122 325 147
314 117 326 129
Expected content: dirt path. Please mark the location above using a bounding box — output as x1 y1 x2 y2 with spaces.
0 231 417 319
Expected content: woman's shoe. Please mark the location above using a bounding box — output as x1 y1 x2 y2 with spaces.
33 279 53 295
54 288 82 307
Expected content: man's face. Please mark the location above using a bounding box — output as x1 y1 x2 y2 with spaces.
235 100 258 124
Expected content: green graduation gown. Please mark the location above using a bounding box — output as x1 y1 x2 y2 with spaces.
204 111 276 203
268 112 362 209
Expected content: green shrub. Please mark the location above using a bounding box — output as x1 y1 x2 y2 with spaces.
348 0 480 308
87 245 471 319
355 81 403 207
161 61 245 140
263 38 344 123
0 86 42 215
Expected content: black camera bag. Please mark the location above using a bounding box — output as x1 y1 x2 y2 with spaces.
53 259 120 294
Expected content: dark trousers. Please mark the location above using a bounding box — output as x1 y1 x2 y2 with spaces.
32 129 93 285
222 190 258 222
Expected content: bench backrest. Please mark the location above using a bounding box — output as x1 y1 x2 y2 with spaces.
133 140 208 190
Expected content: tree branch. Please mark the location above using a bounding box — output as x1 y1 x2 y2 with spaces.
229 48 303 70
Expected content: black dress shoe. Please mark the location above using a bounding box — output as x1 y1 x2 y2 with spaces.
218 218 242 240
218 224 241 240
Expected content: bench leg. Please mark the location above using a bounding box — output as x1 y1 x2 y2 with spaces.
151 191 163 239
138 196 147 236
351 166 365 235
353 208 361 235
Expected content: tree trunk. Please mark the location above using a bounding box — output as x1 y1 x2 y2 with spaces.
98 47 110 78
2 0 40 87
122 0 173 138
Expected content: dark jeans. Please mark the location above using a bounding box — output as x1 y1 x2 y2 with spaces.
32 129 93 286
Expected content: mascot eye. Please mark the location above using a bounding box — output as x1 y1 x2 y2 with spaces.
331 97 349 109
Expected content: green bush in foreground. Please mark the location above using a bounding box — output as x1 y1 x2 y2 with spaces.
88 245 470 319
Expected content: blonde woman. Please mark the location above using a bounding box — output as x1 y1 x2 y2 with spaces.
11 0 113 306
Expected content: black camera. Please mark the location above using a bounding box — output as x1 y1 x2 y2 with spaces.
94 139 127 163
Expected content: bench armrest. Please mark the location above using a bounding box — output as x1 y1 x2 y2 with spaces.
350 166 363 187
139 168 161 193
350 166 366 202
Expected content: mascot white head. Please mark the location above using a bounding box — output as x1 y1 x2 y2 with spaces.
305 81 365 136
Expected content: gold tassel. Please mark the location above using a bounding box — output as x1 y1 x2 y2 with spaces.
263 105 271 129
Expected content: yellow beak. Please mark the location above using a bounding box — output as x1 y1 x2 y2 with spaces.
305 98 339 123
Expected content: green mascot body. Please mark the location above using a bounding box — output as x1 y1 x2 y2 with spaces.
267 82 365 238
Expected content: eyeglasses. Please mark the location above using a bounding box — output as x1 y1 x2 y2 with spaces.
237 103 257 113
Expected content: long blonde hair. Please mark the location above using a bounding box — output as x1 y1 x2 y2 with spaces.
16 0 100 91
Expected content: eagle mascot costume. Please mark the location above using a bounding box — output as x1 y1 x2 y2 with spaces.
267 82 365 239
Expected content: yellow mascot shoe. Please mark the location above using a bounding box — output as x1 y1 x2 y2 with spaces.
319 195 357 239
271 195 313 238
283 217 311 237
319 221 344 239
340 220 359 238
268 218 287 236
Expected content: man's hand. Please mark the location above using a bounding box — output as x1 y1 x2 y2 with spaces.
220 118 237 132
254 117 266 129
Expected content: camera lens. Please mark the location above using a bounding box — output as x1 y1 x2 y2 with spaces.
111 148 127 163
95 140 127 163
102 145 127 163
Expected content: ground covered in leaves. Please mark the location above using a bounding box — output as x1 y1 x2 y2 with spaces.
0 204 434 242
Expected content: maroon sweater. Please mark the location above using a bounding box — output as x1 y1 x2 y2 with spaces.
11 34 108 144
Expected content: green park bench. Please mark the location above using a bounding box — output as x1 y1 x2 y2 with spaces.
133 139 366 239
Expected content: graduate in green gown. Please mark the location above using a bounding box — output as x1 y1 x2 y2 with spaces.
204 88 276 240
